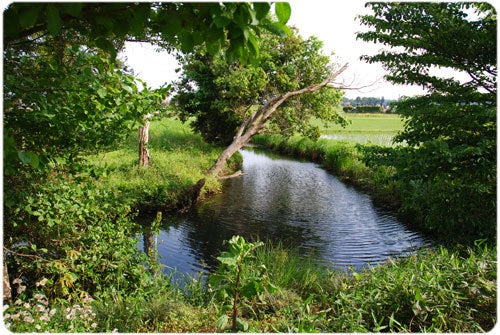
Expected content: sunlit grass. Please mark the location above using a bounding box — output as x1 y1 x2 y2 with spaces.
313 113 404 146
86 118 224 209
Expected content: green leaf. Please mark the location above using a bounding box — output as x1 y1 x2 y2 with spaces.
19 6 40 28
18 151 40 168
62 3 83 17
263 22 290 37
180 31 194 53
275 2 291 24
254 3 270 20
206 40 221 55
217 255 237 267
95 37 117 59
97 87 107 99
247 32 260 60
214 15 231 28
236 318 249 331
240 281 259 298
46 4 63 35
215 314 229 330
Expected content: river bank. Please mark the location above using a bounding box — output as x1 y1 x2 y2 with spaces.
86 118 242 213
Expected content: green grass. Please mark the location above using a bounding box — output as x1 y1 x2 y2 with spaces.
6 238 495 333
87 118 226 211
314 113 404 146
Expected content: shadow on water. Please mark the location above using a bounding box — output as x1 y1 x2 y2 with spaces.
137 148 431 281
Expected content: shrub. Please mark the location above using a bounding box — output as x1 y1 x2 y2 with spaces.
4 175 151 301
355 105 383 113
326 242 496 332
342 105 355 113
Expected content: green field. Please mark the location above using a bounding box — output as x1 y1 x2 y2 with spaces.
314 113 404 146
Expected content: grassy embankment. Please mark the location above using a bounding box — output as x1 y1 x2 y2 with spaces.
87 117 240 212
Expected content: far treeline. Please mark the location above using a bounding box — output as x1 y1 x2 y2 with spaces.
341 96 396 113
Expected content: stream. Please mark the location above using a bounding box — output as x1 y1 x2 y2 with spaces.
138 148 430 279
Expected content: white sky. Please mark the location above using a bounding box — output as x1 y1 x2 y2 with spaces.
121 0 430 100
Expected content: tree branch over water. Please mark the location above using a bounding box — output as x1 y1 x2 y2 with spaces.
206 63 349 179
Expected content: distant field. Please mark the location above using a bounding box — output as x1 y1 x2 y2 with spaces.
313 113 404 146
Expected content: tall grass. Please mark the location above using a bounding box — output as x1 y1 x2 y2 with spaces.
325 242 496 332
86 118 228 211
6 238 495 332
220 239 496 333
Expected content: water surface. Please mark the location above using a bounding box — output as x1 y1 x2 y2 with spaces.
138 148 430 277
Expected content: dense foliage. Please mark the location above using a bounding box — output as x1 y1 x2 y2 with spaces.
4 41 165 174
3 2 496 333
356 2 496 240
173 28 345 145
4 3 289 63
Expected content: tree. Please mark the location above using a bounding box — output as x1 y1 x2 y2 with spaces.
174 28 347 177
4 3 290 63
4 40 166 172
3 2 290 171
357 2 496 239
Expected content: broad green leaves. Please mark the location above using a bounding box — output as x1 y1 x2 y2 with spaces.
4 2 292 65
46 4 63 35
210 236 272 332
18 151 40 169
275 2 292 24
357 2 496 94
358 3 496 240
4 44 168 172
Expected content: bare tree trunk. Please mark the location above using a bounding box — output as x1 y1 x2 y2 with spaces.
206 63 349 179
3 261 11 303
143 228 156 261
139 120 150 168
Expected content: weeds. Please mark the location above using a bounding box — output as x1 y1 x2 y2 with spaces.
4 278 99 332
326 242 496 332
209 236 276 332
86 118 226 212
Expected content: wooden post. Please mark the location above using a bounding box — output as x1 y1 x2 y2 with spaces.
138 120 150 168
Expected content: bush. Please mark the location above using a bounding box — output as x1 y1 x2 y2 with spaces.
342 105 354 112
355 105 383 113
342 105 384 113
4 175 151 301
326 242 496 332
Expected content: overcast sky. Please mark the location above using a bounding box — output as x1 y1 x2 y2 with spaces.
121 0 429 100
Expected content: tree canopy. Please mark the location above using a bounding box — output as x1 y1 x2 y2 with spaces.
4 2 290 62
4 2 290 174
357 2 496 240
173 28 346 146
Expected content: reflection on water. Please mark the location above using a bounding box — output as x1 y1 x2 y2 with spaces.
137 148 430 278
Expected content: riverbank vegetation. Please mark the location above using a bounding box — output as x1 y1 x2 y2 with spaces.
5 235 495 332
86 118 232 212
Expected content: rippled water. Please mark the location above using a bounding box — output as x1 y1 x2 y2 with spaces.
138 148 430 277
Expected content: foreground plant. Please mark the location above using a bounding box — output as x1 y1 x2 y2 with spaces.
209 235 278 332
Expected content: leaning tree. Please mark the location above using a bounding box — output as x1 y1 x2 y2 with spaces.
173 28 348 178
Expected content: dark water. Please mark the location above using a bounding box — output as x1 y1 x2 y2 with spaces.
138 148 430 278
